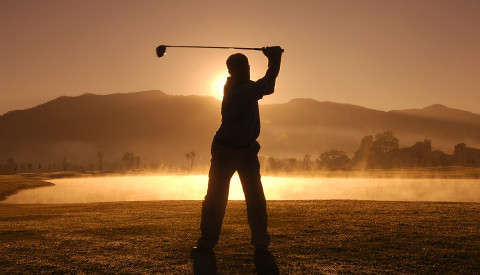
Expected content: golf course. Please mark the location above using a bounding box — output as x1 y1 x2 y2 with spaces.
3 0 480 274
1 174 479 274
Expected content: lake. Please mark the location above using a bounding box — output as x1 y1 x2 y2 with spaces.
2 175 480 204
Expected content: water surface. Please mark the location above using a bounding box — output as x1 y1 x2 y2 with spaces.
3 175 479 204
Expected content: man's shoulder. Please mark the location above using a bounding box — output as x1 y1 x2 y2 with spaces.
243 78 267 89
238 80 256 87
227 79 267 101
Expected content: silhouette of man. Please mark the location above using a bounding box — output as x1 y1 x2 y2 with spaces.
191 46 283 269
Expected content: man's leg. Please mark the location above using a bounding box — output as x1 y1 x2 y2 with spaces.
197 142 236 250
237 142 270 250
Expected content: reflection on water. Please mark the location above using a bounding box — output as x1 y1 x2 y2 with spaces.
3 175 480 204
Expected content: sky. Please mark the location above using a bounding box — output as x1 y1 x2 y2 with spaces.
1 0 480 115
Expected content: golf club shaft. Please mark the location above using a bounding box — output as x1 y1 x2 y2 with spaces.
163 45 263 51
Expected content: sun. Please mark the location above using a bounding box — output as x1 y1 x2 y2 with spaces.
211 71 229 100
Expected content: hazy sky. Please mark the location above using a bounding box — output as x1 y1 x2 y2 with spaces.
1 0 479 115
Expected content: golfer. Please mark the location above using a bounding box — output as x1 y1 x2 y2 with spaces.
192 46 283 259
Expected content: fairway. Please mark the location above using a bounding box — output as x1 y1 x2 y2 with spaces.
1 201 479 274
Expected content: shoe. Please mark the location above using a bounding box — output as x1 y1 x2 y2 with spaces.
191 246 217 275
253 248 279 275
190 246 214 259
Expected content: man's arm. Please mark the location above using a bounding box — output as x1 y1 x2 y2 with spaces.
262 46 283 95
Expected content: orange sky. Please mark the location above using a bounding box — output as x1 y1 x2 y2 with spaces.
1 0 480 115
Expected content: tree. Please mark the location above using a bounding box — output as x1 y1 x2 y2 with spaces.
97 151 104 171
62 157 67 171
452 143 480 167
410 139 432 167
430 150 451 166
413 139 432 166
353 135 373 169
135 156 141 169
303 154 311 170
122 152 135 170
320 149 351 170
286 158 298 171
267 157 282 172
5 158 16 174
372 131 399 168
185 151 196 170
397 139 432 167
353 132 399 169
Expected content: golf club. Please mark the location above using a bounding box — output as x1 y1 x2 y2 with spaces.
156 44 283 57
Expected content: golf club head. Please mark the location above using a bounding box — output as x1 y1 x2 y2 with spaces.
156 45 167 57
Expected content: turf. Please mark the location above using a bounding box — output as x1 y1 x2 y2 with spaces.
0 200 479 274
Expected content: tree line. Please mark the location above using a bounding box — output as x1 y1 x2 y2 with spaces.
262 131 480 172
1 131 479 174
0 151 146 175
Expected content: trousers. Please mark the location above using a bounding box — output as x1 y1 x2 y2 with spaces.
197 139 270 250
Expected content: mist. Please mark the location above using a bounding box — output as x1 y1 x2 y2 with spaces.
3 175 479 204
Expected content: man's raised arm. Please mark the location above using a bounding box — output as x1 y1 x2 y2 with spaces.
262 46 283 95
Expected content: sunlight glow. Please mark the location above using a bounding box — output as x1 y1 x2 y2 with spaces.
211 72 229 100
3 175 480 204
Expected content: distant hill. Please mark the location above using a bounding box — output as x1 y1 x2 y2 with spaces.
1 91 479 167
0 91 220 166
390 104 480 126
260 99 480 157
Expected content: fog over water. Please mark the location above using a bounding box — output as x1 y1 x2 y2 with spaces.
3 175 480 204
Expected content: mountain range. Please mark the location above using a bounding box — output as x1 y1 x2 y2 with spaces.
1 90 479 166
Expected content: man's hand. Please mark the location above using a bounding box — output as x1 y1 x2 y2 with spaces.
262 46 284 59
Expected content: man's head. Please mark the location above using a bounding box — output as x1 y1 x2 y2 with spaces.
226 53 250 82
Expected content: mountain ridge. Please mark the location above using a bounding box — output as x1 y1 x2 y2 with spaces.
1 90 479 166
4 91 480 118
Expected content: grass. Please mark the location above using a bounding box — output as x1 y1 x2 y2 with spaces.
0 174 54 201
1 200 479 274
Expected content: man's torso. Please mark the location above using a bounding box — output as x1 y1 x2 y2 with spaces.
214 78 267 148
